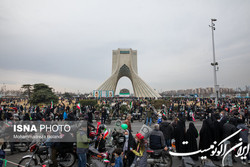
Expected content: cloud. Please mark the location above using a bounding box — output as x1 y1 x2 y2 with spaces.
0 0 250 93
0 68 99 93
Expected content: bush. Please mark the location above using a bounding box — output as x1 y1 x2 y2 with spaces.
79 99 97 106
151 99 170 109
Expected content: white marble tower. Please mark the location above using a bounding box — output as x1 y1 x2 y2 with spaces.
97 48 161 98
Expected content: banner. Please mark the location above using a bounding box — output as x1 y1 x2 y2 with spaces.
108 90 114 97
93 90 100 98
101 90 107 97
93 90 114 98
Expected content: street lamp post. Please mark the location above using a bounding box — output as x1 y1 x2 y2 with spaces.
209 19 219 107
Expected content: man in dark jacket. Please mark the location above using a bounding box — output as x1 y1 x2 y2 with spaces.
222 118 238 143
146 107 154 126
149 124 168 150
101 107 107 124
219 111 228 129
68 110 76 121
237 115 250 164
222 118 239 166
160 116 174 148
4 110 13 120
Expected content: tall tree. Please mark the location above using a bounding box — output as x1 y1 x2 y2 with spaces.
21 84 33 99
30 83 58 105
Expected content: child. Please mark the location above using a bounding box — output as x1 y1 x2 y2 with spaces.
130 133 147 167
157 112 162 124
0 139 6 167
113 148 123 167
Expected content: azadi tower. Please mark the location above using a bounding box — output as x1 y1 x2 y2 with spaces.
97 48 161 98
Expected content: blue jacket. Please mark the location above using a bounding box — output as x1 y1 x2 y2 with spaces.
114 156 122 167
63 111 68 120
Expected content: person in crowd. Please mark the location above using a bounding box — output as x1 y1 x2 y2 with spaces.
237 115 250 165
244 107 249 125
113 148 123 167
77 123 90 167
0 138 5 167
95 133 106 152
23 111 30 121
199 118 214 158
87 107 93 123
130 133 147 167
222 118 239 166
174 118 186 155
211 113 223 144
157 111 162 124
146 106 153 126
122 130 136 167
63 110 68 120
124 114 132 132
149 124 168 151
172 117 178 128
160 116 174 148
4 110 13 120
68 110 76 120
44 130 60 167
186 122 199 161
219 111 228 129
87 122 96 138
101 107 107 124
66 106 70 112
139 106 143 120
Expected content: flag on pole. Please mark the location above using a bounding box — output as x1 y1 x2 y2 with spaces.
4 120 11 127
96 122 101 135
130 101 133 109
103 159 110 163
103 128 109 139
50 101 53 109
192 113 196 122
77 103 81 109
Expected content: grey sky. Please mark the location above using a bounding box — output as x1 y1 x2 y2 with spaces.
0 0 249 94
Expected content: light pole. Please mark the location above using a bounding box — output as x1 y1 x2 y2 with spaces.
209 18 219 107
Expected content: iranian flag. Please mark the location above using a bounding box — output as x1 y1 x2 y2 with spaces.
130 101 133 109
50 101 53 109
77 103 81 109
103 128 109 139
96 122 101 135
103 159 110 163
192 113 196 122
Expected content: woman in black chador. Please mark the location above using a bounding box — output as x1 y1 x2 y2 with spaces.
186 122 199 161
174 118 186 154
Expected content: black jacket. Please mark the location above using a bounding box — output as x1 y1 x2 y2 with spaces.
68 112 76 121
95 138 106 152
222 122 238 143
160 121 174 140
149 129 166 150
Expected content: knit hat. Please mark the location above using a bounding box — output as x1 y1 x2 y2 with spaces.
136 133 144 140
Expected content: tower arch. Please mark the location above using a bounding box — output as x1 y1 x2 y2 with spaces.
97 48 161 98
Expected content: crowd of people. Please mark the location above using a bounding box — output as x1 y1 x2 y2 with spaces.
0 97 250 167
